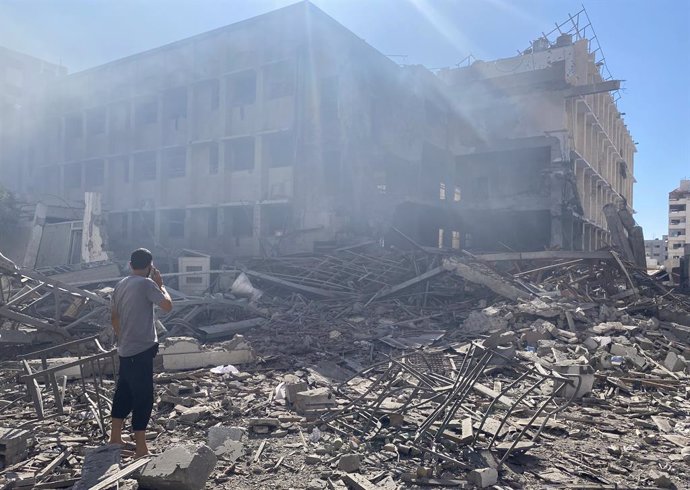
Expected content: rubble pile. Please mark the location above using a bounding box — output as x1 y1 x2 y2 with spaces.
1 246 690 488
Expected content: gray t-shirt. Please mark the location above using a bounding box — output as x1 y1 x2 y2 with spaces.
112 275 165 357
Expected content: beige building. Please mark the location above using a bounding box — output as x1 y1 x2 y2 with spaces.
667 179 690 271
439 34 635 251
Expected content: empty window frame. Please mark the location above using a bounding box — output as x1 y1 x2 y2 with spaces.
163 87 187 119
263 131 294 168
164 209 185 238
227 70 256 105
111 156 130 183
454 186 461 202
224 137 254 171
65 114 83 139
84 159 105 187
86 108 106 136
163 146 186 178
439 182 446 200
452 230 461 249
230 207 253 237
63 162 82 189
132 211 155 239
135 99 158 127
133 151 157 181
264 61 295 99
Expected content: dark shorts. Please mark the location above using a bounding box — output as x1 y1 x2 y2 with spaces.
111 344 158 431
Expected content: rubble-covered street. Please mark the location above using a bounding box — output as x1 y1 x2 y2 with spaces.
2 244 690 489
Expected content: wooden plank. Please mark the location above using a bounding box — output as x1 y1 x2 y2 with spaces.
253 440 266 464
35 448 71 482
88 457 150 490
33 478 80 489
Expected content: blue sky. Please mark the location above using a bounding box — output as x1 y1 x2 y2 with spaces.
1 0 688 238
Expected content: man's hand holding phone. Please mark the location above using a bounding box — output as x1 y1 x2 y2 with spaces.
149 266 164 289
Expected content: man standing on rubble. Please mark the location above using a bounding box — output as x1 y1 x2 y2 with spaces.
109 248 173 457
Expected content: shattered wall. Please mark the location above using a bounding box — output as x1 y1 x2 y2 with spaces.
439 38 636 252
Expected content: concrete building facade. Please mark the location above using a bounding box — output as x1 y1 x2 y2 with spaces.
0 3 637 260
0 46 66 192
645 235 667 269
667 179 690 271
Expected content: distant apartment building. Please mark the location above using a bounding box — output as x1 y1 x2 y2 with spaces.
644 235 667 268
667 179 690 271
0 3 637 262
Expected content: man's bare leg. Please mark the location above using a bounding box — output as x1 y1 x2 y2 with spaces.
134 430 149 458
109 418 125 445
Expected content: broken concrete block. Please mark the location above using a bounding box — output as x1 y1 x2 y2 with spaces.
179 405 210 424
72 445 122 490
137 444 217 490
0 427 30 466
248 418 280 434
609 343 646 368
159 336 256 372
215 440 243 461
337 453 360 473
552 361 595 399
681 446 690 463
537 339 558 356
468 467 498 488
293 387 336 415
208 426 245 449
283 374 309 405
664 351 686 372
305 454 321 464
463 310 507 334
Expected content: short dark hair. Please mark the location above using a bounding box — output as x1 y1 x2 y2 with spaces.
130 248 153 270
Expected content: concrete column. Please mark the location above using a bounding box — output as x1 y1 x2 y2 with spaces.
252 203 262 255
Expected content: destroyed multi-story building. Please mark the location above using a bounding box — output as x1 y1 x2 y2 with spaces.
667 179 690 271
439 34 635 252
0 2 636 261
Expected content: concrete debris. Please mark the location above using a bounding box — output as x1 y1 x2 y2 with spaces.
337 453 361 473
1 246 690 488
468 467 499 488
159 336 256 372
0 427 30 466
137 444 217 490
